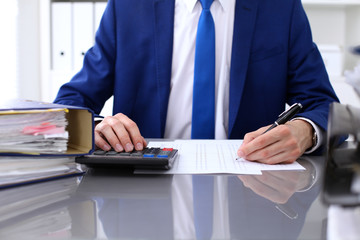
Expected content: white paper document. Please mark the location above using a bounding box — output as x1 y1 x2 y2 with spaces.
139 140 305 175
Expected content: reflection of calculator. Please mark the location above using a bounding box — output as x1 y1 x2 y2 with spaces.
75 147 178 170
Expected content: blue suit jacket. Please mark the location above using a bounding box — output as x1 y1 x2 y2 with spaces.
54 0 339 140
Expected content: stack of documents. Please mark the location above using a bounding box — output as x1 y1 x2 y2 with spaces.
0 108 69 154
0 99 94 189
0 156 83 189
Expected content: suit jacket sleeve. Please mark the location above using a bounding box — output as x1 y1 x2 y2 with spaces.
286 0 339 131
54 0 117 115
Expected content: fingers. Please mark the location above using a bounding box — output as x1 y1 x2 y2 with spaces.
94 113 146 152
238 124 303 164
94 128 115 151
241 125 269 145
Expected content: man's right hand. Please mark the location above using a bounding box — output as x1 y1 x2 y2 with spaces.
94 113 147 152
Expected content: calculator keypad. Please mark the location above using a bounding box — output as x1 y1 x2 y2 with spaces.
76 147 178 170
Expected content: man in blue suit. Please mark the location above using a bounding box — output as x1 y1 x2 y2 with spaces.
54 0 339 164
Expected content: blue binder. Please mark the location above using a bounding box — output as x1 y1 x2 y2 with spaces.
0 99 94 156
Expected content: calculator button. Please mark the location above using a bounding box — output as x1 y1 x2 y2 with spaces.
143 148 153 154
162 148 173 151
160 151 171 154
131 151 142 156
119 152 130 156
150 148 158 153
153 148 161 155
94 150 106 155
106 151 118 155
157 150 171 158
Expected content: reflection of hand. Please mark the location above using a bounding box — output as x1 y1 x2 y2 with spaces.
237 120 313 164
94 113 147 152
237 169 311 204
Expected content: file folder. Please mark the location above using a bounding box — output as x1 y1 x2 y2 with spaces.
73 2 94 72
51 2 72 71
0 99 94 156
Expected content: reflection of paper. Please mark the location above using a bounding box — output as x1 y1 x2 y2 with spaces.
139 140 304 175
328 205 360 240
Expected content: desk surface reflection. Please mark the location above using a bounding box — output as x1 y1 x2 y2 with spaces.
0 156 327 240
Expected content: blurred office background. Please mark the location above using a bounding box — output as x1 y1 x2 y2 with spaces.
0 0 360 115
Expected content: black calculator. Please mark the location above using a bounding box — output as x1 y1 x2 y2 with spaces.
75 147 178 170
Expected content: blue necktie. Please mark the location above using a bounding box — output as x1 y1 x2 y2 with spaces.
191 0 215 139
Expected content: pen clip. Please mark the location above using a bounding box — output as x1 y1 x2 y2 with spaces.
278 103 299 118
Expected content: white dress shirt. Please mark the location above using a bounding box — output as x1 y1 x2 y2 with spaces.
164 0 321 152
164 0 235 140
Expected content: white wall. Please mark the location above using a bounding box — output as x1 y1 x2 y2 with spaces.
304 3 360 107
0 0 19 101
17 0 42 101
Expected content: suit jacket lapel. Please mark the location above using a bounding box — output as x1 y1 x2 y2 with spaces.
228 0 258 137
153 0 175 137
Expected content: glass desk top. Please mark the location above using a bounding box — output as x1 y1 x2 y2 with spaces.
0 155 328 240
